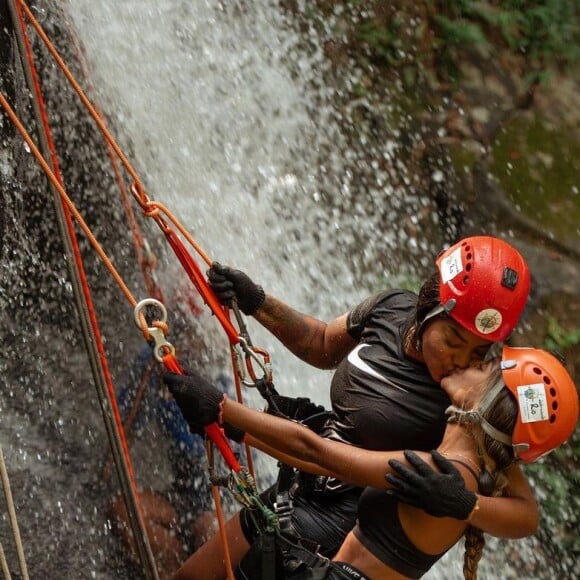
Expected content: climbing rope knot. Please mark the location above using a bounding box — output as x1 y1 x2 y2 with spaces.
152 319 169 335
142 201 160 218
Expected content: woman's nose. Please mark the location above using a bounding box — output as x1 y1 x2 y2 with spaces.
453 350 472 370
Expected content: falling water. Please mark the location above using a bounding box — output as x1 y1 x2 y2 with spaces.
0 0 566 578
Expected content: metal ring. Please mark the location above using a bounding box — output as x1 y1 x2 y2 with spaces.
133 298 168 328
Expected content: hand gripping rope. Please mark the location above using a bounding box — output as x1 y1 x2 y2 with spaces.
133 298 242 473
129 183 273 387
136 299 280 562
0 79 275 555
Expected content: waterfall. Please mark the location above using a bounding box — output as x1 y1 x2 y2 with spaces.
64 0 352 402
0 1 561 578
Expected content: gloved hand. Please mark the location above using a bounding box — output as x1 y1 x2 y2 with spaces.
208 262 265 315
223 421 246 443
385 450 478 521
163 370 225 436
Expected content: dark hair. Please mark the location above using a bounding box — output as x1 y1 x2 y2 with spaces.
404 271 442 350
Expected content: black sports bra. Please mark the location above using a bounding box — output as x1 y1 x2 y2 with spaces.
353 458 479 578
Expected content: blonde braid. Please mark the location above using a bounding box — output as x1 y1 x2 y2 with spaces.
462 432 512 578
463 525 485 580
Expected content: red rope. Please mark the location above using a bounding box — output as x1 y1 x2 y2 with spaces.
15 0 143 513
163 228 241 344
161 353 241 472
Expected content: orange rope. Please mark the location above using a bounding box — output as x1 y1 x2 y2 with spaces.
11 2 152 567
0 93 138 307
15 0 244 343
17 0 214 271
9 5 158 578
9 0 272 419
102 359 157 483
0 84 246 574
210 464 236 580
64 22 164 302
16 0 144 189
6 5 266 574
0 91 161 348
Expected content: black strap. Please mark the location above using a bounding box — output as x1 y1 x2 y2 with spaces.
447 458 480 482
255 377 280 410
329 562 371 580
256 394 333 578
274 485 295 536
274 531 330 578
261 529 278 580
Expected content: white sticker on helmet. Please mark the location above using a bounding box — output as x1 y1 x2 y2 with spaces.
516 384 549 423
439 247 463 283
474 309 502 334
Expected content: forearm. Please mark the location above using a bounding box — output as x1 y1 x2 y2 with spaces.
246 434 334 477
223 398 325 463
254 296 352 369
223 398 402 489
470 465 538 538
471 494 538 538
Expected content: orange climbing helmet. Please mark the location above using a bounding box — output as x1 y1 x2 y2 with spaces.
500 346 579 463
446 346 579 463
436 236 531 342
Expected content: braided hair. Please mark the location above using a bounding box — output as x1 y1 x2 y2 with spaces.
461 366 518 579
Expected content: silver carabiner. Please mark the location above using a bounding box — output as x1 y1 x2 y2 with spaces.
133 298 176 362
237 336 271 386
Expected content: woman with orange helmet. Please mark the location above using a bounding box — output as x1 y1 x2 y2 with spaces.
445 346 578 463
166 345 578 580
169 235 535 578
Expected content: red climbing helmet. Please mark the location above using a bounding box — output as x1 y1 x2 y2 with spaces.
436 236 531 342
501 346 579 463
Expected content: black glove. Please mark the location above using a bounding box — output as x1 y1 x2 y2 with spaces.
208 262 265 315
163 370 224 436
385 450 478 520
223 421 246 443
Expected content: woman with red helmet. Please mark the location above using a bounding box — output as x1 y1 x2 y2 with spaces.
166 345 578 580
168 235 535 578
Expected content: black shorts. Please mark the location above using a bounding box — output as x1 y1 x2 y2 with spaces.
235 555 369 580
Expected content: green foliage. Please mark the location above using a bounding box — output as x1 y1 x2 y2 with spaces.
436 0 580 65
469 5 526 50
530 315 580 561
543 317 580 351
355 17 405 65
526 431 580 559
432 14 489 48
328 0 579 87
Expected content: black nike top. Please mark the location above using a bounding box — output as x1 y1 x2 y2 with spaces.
325 290 449 451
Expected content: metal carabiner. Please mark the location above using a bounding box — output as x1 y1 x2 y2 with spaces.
133 298 176 362
236 336 272 386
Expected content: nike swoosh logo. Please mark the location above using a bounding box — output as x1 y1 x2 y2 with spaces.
347 344 409 393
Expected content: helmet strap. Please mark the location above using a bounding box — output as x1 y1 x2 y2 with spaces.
445 377 513 447
415 300 457 351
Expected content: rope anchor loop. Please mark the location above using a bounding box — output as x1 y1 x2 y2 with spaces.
133 298 176 362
